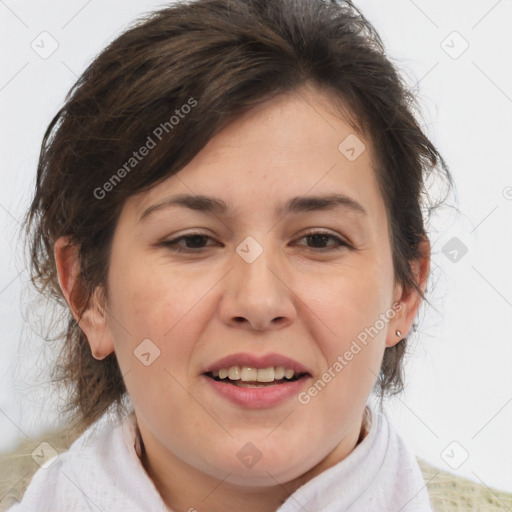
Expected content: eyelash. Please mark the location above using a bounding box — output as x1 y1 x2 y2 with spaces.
160 230 351 254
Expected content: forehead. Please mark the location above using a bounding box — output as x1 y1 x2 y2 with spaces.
126 85 385 225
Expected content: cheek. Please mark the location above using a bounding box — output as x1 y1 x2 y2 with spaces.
109 255 193 334
106 261 209 415
107 256 219 372
296 269 389 424
302 262 392 347
295 261 392 406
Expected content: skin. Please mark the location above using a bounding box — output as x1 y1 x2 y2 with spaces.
55 83 429 512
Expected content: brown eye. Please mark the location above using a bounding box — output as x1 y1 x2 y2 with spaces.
297 230 350 251
161 234 217 253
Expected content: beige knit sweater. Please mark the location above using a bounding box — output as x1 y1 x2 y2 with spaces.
1 426 511 511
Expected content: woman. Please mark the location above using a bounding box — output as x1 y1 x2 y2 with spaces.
11 0 451 510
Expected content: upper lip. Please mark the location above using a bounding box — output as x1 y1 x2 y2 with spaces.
202 352 311 375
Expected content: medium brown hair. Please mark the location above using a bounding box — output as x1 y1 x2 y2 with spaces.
23 0 452 435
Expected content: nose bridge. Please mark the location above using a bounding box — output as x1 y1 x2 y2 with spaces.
222 235 295 330
234 235 282 296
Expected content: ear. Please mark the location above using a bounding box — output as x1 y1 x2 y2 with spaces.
386 236 430 348
54 236 115 360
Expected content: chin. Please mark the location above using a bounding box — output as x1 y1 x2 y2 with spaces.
199 445 315 488
217 462 310 488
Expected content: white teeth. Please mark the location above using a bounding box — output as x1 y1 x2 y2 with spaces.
274 367 285 380
257 367 274 382
211 365 300 383
240 367 258 381
228 366 240 380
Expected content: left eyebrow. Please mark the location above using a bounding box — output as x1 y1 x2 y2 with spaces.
277 193 367 217
139 193 367 222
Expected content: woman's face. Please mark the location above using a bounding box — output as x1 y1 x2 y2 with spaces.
96 84 408 486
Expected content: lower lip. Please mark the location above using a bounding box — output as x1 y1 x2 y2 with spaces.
202 375 311 409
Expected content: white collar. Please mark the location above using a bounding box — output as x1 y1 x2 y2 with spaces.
11 402 431 511
274 401 431 511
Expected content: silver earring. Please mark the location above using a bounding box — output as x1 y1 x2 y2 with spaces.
395 329 402 337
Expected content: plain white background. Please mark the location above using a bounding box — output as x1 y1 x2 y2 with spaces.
1 0 511 495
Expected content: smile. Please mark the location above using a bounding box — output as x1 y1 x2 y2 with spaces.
201 352 312 407
206 366 305 386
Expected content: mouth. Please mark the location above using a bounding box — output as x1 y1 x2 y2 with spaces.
201 352 312 408
204 366 310 387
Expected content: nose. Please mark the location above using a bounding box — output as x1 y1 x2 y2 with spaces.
218 242 297 332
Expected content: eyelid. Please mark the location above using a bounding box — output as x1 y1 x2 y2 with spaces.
160 232 217 253
160 229 353 253
297 229 352 249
